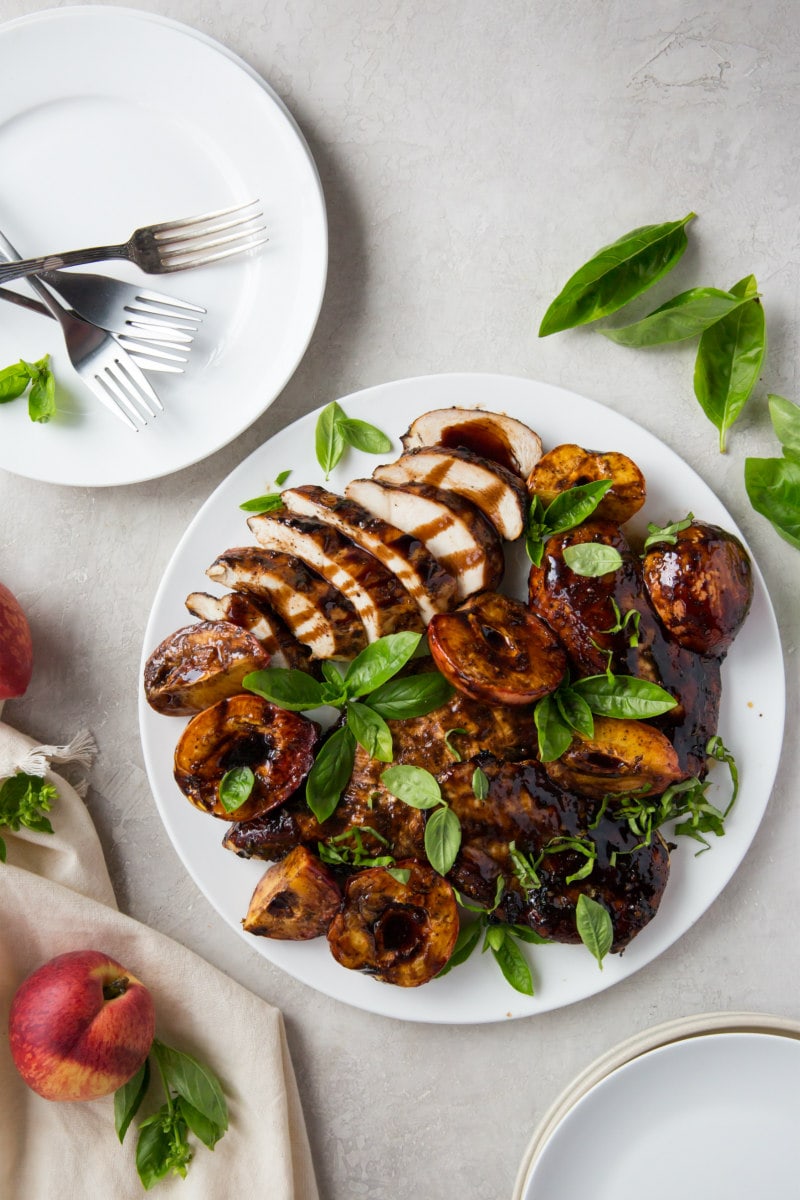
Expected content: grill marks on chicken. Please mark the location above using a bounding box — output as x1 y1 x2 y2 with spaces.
185 589 317 673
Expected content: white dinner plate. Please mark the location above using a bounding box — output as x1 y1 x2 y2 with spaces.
139 373 785 1023
0 7 327 487
520 1029 800 1199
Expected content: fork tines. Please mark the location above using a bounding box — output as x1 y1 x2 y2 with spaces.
93 355 165 431
152 200 268 271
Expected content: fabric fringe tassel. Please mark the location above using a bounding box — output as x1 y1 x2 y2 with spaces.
10 728 97 781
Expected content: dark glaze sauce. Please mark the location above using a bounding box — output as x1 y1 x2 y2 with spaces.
437 421 519 475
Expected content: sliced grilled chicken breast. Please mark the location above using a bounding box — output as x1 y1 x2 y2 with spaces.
373 446 527 540
345 478 504 599
280 484 458 623
185 590 316 672
207 547 366 661
401 407 543 479
248 512 424 642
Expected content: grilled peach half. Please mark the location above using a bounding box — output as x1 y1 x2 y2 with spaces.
243 847 342 940
144 620 270 715
527 444 646 525
543 716 684 800
327 860 459 986
428 592 566 705
174 694 319 820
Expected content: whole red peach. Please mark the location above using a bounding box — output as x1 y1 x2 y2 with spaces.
0 580 33 700
8 950 155 1101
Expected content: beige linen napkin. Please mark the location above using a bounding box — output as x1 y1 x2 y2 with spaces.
0 721 320 1200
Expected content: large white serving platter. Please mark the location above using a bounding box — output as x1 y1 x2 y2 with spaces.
0 7 327 486
139 373 785 1023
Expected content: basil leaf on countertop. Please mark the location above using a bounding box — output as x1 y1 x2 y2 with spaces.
769 394 800 463
381 764 442 809
366 671 453 719
306 726 357 824
244 668 327 711
571 673 677 719
693 275 766 452
602 286 756 347
562 542 623 577
744 455 800 550
343 631 422 697
575 893 613 969
218 766 255 813
315 400 348 477
424 804 462 876
538 214 695 337
346 700 393 763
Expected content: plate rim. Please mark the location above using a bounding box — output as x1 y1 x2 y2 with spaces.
0 5 328 488
138 371 787 1024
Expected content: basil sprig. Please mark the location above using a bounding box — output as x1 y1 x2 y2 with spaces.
745 394 800 550
439 895 550 995
0 772 58 863
538 214 695 337
642 512 694 551
115 1038 228 1191
315 400 393 478
0 354 56 422
380 765 462 876
602 286 758 348
317 826 410 883
693 275 766 452
575 894 613 969
526 479 613 566
244 633 453 823
239 469 292 513
534 673 677 762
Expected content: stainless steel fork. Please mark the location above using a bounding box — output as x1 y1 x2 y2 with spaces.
0 200 267 284
0 230 164 431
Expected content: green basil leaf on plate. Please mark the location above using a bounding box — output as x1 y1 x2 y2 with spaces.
490 931 534 995
744 455 800 549
642 513 694 551
534 693 574 762
381 763 442 809
244 667 327 711
543 479 613 534
218 766 255 813
315 400 347 477
575 893 613 969
424 804 462 876
306 726 357 823
562 542 623 577
693 275 766 452
538 213 695 337
0 360 31 403
239 492 284 513
571 673 677 719
437 919 482 976
366 671 453 719
24 356 56 423
471 766 489 800
346 700 394 762
602 286 755 347
343 631 422 697
338 417 393 454
554 687 594 738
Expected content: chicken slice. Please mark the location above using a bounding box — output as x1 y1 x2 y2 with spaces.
373 446 527 540
247 512 424 642
401 406 543 479
345 478 504 599
185 590 316 672
206 547 366 661
280 484 458 623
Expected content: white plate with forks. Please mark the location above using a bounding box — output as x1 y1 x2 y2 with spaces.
0 7 327 487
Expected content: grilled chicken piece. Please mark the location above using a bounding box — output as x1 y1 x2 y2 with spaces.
185 590 317 673
345 478 504 599
248 512 424 643
439 757 670 953
242 846 342 940
529 520 721 777
528 444 646 524
543 717 683 799
280 484 458 623
143 621 270 716
174 695 320 821
207 546 366 661
374 446 527 540
326 860 459 986
642 521 753 656
428 592 566 705
401 407 543 480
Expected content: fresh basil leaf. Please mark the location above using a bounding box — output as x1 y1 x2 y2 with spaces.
509 924 551 945
744 456 800 550
693 275 766 452
769 395 800 463
366 671 453 719
0 361 30 402
25 357 56 423
490 932 534 995
538 214 695 337
437 919 483 976
115 1058 150 1144
381 764 442 809
343 631 422 698
472 766 489 800
543 479 613 535
706 735 739 816
338 417 393 455
315 400 347 478
0 836 6 862
603 286 755 347
443 727 469 762
545 836 597 883
178 1095 224 1151
534 693 574 762
509 841 541 890
346 701 393 762
274 469 292 486
555 687 594 738
572 673 677 719
562 543 623 577
136 1105 192 1189
525 494 547 566
642 513 694 551
152 1040 228 1134
424 804 461 875
385 867 411 885
244 667 327 711
306 726 356 823
0 772 57 838
239 493 284 513
575 893 613 969
218 766 255 813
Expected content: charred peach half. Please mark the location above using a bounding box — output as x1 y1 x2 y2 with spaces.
527 444 646 525
543 716 684 799
144 620 270 715
243 847 342 939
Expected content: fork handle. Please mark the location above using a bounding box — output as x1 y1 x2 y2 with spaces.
0 229 71 320
0 244 128 284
